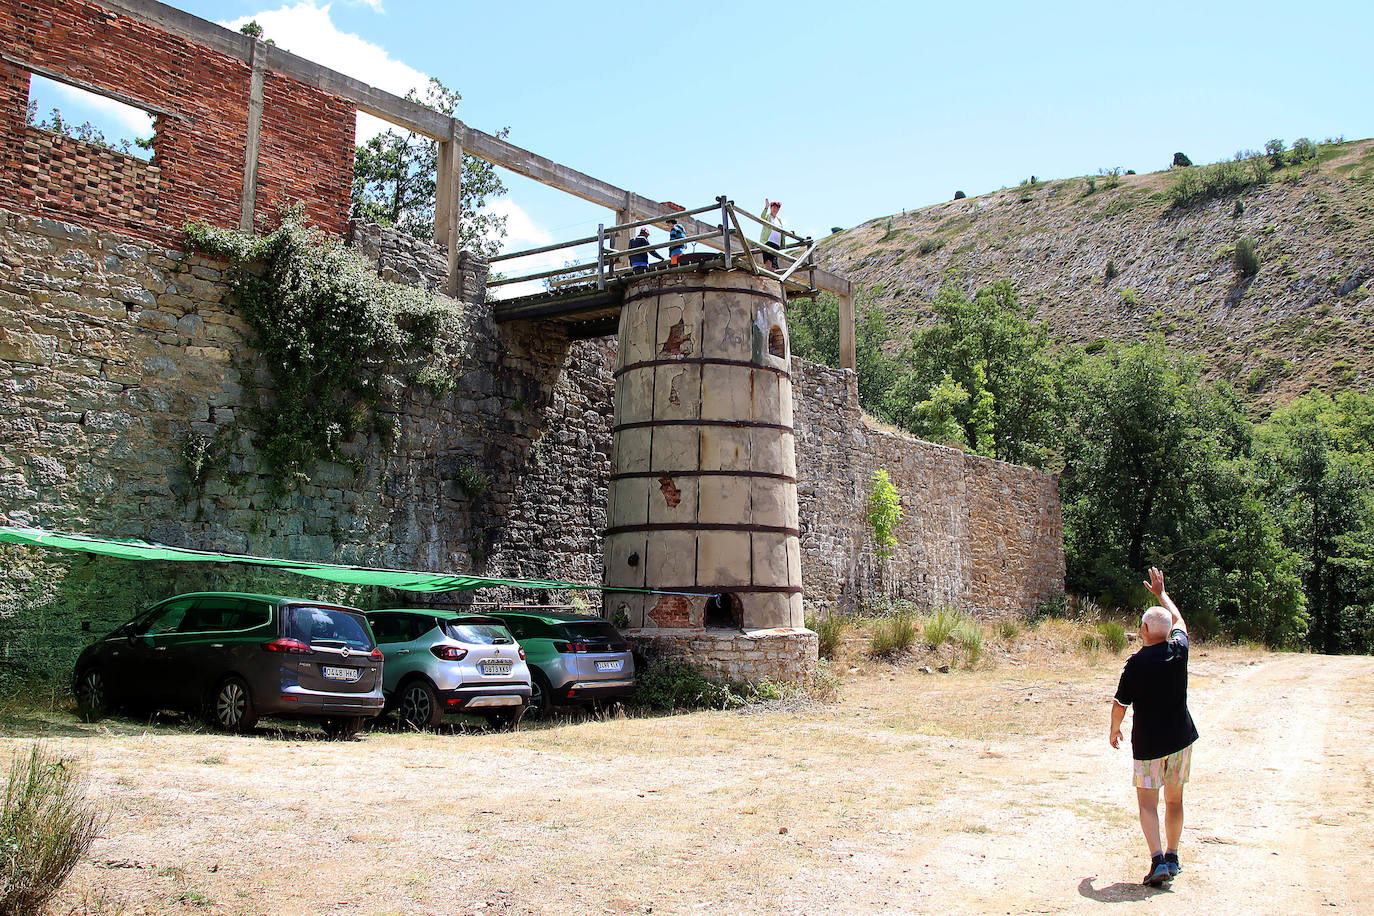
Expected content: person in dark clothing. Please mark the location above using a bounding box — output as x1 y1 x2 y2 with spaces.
628 227 664 273
1110 566 1199 887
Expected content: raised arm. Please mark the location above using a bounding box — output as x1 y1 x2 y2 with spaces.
1145 566 1185 632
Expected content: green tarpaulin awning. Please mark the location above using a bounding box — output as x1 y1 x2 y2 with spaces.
0 526 608 594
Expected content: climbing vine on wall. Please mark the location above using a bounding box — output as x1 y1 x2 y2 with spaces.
184 207 464 494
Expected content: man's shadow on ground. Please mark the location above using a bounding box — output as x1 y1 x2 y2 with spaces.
1078 877 1171 903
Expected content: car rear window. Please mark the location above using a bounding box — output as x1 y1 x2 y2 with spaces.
442 622 515 645
283 605 373 650
563 621 626 645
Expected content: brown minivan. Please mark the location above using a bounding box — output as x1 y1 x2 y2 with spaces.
72 592 384 738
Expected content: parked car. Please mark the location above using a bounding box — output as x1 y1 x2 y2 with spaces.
485 610 635 719
365 609 532 730
72 592 384 738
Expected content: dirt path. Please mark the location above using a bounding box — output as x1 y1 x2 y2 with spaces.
5 648 1372 915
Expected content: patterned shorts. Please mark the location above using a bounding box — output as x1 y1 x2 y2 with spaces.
1133 745 1193 789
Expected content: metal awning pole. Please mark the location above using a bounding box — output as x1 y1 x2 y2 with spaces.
719 196 731 266
596 223 606 291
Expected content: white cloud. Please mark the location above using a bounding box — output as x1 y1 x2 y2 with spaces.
221 3 425 140
347 0 385 11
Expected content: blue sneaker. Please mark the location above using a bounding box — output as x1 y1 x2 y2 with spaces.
1144 858 1172 886
1164 853 1181 877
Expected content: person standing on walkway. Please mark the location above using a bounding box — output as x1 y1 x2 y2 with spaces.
759 198 785 269
668 218 687 265
1109 566 1200 887
628 227 663 273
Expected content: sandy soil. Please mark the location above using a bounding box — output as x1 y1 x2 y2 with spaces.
4 646 1372 916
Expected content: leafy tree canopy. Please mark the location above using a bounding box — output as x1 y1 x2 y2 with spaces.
351 78 508 257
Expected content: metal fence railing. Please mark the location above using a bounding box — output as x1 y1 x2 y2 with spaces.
486 196 819 298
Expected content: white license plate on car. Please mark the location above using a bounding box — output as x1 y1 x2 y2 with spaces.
481 662 512 676
595 660 623 672
322 666 361 682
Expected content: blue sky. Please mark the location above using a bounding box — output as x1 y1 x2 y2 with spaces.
30 0 1374 257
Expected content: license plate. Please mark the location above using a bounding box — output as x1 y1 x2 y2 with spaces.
595 660 623 672
481 661 512 676
322 666 361 682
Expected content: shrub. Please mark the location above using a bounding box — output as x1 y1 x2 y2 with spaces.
918 237 943 255
1119 287 1139 307
1172 152 1193 168
994 617 1021 640
921 606 962 648
951 621 985 666
867 470 903 559
1166 154 1268 209
805 611 847 660
953 190 966 200
868 612 917 658
1265 139 1286 169
1081 176 1097 197
2 745 106 916
630 660 741 711
1098 621 1128 654
1289 137 1317 164
1079 632 1103 654
1099 167 1122 190
1234 237 1260 278
1104 260 1119 282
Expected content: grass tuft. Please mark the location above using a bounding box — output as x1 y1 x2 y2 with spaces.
868 612 918 658
2 744 107 916
805 612 848 660
921 607 963 648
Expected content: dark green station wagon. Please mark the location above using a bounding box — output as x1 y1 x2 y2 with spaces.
72 592 385 738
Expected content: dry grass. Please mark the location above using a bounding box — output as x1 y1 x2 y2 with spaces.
2 639 1358 916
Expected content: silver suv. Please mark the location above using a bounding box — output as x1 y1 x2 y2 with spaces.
486 610 636 719
365 610 531 730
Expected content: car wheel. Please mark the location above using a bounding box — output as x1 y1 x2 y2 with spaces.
397 679 443 731
525 670 553 721
208 676 258 733
322 717 364 740
75 668 110 722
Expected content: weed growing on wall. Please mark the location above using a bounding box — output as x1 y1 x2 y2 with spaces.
867 469 902 559
184 208 465 494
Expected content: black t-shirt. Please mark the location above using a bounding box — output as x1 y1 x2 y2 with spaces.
1114 628 1199 761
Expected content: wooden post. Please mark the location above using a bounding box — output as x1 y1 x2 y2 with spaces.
436 127 463 297
838 281 857 372
612 198 633 278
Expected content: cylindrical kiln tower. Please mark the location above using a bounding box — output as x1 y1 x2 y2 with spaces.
603 270 802 632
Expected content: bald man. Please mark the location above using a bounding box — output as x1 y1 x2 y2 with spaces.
1109 566 1199 886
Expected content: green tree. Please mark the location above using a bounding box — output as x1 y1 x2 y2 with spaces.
1060 339 1306 643
884 280 1063 467
351 78 507 256
787 289 900 418
1256 392 1374 653
24 101 153 156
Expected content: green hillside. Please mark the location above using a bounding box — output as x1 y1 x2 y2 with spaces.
816 138 1374 407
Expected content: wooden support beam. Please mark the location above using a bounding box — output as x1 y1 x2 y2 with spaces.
438 134 463 297
238 40 266 232
838 282 856 372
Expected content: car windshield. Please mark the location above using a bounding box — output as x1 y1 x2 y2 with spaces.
443 622 514 645
283 605 373 650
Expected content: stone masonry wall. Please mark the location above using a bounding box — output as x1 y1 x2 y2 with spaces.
0 209 613 678
792 359 1065 616
0 0 354 246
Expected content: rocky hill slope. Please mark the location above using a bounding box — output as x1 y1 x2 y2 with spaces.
815 139 1374 407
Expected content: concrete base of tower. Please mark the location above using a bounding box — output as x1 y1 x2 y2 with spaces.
625 626 819 686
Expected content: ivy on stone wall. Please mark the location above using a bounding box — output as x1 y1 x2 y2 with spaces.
184 207 464 494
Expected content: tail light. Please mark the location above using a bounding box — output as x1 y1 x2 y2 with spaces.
368 647 384 661
431 645 468 661
262 638 310 654
518 647 526 660
553 640 589 653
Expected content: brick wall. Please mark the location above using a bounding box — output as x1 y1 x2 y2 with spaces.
0 0 354 245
